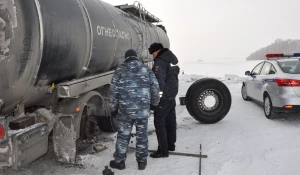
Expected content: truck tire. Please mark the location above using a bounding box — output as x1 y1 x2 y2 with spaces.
80 108 97 140
185 78 232 124
185 79 206 115
97 116 119 133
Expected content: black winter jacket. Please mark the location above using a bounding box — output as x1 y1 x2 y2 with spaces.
152 48 180 100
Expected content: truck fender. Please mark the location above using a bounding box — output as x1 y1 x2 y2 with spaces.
56 91 108 140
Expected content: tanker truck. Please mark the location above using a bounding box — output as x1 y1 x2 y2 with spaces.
0 0 233 170
0 0 170 169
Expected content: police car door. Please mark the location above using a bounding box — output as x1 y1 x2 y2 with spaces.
248 62 264 98
254 62 272 102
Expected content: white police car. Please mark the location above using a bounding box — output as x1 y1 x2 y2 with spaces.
242 53 300 119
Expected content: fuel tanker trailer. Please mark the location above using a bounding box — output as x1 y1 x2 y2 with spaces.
0 0 170 169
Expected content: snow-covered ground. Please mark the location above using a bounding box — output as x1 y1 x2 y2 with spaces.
2 59 300 175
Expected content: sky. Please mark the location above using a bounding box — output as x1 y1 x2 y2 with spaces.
108 0 300 62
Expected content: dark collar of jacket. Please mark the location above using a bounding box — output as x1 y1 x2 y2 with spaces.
154 48 169 61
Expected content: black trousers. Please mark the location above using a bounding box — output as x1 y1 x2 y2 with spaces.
154 99 177 154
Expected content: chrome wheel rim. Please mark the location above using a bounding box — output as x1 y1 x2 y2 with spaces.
242 86 247 99
198 90 219 111
264 97 271 115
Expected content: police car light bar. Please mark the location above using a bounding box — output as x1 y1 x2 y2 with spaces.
265 53 300 58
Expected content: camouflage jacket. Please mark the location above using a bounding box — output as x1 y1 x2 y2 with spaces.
110 56 160 119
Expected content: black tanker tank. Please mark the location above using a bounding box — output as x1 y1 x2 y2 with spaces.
0 0 169 115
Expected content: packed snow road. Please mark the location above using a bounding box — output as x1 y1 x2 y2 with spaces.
1 74 300 175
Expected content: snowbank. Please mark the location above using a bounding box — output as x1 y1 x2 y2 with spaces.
179 74 206 82
179 74 245 84
221 74 246 84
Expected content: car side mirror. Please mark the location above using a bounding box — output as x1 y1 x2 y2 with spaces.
245 71 251 76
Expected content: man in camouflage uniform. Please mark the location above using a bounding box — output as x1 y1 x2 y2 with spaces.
109 49 160 170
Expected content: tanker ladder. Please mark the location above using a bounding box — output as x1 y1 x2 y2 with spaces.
115 1 161 63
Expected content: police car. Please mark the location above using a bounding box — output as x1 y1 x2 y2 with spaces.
241 53 300 119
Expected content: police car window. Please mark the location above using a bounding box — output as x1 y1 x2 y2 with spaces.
260 62 272 75
269 65 276 74
278 60 300 74
251 62 264 75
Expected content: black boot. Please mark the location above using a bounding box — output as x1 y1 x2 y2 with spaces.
109 160 125 170
150 151 169 158
138 162 147 170
169 146 175 151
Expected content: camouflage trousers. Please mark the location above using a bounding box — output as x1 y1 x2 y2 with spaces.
113 117 148 163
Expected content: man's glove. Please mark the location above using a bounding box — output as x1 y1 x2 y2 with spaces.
150 104 159 111
111 110 118 117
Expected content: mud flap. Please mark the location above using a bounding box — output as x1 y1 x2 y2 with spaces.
53 116 77 163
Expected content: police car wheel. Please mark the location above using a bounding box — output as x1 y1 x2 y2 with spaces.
241 84 251 101
97 116 119 132
263 94 277 119
186 78 232 124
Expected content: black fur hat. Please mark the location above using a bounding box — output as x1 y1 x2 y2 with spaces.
148 42 164 54
125 49 137 59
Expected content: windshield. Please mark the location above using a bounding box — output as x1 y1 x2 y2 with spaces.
277 60 300 74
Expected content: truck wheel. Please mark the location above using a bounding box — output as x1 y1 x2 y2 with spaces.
186 78 232 124
241 84 251 101
97 116 119 132
264 94 277 119
185 79 205 115
80 107 97 140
